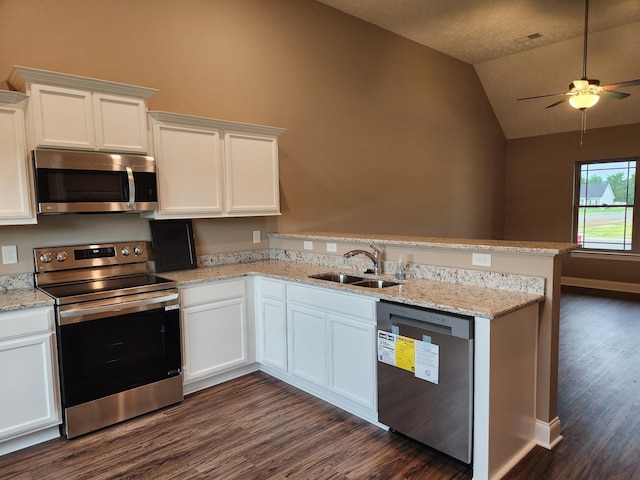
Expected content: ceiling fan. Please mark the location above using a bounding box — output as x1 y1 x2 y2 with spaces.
517 0 640 111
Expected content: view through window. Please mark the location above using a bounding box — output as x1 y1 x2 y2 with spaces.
574 159 636 251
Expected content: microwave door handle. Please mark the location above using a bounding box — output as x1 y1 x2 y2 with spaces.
126 166 135 209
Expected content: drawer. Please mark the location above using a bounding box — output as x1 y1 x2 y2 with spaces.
258 278 286 300
180 278 246 307
287 283 377 322
0 307 54 340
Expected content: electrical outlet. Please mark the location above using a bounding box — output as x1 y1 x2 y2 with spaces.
303 241 313 250
252 230 261 244
472 252 491 267
2 245 18 264
326 242 337 253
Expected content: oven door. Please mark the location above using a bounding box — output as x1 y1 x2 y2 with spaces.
56 291 181 409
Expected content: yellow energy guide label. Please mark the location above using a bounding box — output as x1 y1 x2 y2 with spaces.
377 330 439 384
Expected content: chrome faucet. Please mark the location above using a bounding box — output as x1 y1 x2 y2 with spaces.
344 243 381 275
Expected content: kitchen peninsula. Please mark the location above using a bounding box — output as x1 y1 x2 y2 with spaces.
0 233 576 480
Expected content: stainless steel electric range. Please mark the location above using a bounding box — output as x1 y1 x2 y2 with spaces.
34 241 183 439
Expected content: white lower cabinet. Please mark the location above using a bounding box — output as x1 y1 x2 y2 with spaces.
257 281 378 421
255 278 288 372
0 306 61 455
180 278 255 394
288 303 328 387
328 313 376 410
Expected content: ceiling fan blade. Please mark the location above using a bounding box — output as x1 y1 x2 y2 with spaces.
602 79 640 90
545 97 570 109
601 90 631 100
517 92 567 101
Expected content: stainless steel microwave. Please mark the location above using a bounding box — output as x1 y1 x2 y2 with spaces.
32 149 158 214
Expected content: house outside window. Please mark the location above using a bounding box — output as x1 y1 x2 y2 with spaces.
574 158 637 251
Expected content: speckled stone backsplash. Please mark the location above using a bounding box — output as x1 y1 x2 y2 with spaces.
268 249 545 295
197 249 271 267
0 273 35 292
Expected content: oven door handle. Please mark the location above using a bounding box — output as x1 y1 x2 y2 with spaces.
58 292 179 325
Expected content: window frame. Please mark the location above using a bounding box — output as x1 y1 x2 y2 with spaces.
572 157 639 253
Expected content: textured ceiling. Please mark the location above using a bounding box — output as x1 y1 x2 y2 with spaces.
315 0 640 139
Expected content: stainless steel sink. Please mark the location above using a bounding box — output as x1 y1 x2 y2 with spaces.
351 279 399 288
308 272 364 284
309 272 399 288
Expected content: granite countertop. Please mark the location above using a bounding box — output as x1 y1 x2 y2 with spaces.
0 260 543 318
161 260 543 319
269 231 578 255
0 289 55 313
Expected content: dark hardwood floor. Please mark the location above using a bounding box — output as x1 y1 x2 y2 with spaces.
1 287 639 479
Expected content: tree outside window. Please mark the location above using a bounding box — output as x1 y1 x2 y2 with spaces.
574 159 636 251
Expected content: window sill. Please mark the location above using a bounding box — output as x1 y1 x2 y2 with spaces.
571 250 640 261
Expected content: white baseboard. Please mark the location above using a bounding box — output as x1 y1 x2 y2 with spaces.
535 417 563 449
183 363 260 396
562 276 640 294
0 425 60 456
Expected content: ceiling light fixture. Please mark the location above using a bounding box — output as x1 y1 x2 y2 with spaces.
569 91 600 110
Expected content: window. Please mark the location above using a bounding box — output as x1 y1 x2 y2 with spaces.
574 159 637 251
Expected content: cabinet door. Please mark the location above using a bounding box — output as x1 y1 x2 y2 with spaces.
93 93 148 153
287 304 327 387
182 297 248 383
224 130 280 215
0 104 36 224
30 84 95 150
328 314 376 410
151 122 224 218
0 333 60 441
257 297 288 371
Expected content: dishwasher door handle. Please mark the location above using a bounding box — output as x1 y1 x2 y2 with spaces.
389 314 453 336
378 301 473 339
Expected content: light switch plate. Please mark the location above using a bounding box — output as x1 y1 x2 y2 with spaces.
2 245 18 264
304 241 313 250
252 230 261 243
472 252 491 267
326 242 337 253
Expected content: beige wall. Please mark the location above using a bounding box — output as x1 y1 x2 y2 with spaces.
0 0 506 275
504 122 640 284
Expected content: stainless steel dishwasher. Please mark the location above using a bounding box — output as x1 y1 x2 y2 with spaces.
377 300 474 464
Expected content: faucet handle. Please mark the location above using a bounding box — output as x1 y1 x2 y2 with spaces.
369 242 381 256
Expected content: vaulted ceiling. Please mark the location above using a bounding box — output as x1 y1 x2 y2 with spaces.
315 0 640 139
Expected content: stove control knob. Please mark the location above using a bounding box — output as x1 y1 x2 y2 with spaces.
133 245 143 255
39 252 53 263
121 246 130 256
55 251 68 262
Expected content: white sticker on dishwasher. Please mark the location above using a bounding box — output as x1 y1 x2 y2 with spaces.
377 331 396 366
415 342 439 384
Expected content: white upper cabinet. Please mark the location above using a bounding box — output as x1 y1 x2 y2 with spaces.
146 112 224 219
8 66 155 153
224 130 280 215
146 111 285 219
0 91 36 225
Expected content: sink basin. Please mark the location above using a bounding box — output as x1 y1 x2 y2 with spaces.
351 279 399 289
308 272 364 284
309 272 399 289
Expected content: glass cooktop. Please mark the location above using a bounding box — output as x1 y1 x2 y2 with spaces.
39 274 176 303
